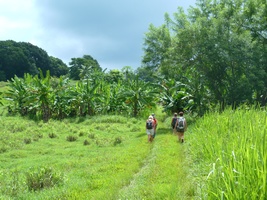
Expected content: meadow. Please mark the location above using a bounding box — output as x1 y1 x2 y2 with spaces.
0 106 266 199
0 111 195 200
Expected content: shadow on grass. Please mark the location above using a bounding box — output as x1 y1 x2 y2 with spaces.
156 127 173 135
135 127 172 138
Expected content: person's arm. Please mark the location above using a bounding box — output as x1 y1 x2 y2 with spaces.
155 119 158 127
174 119 178 129
184 120 187 131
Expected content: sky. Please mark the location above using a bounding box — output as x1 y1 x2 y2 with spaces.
0 0 196 71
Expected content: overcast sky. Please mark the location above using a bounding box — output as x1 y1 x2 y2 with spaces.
0 0 196 70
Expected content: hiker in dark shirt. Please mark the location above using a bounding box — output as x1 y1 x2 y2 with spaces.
171 112 178 134
175 112 187 143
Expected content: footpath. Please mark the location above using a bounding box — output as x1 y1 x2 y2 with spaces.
117 127 195 199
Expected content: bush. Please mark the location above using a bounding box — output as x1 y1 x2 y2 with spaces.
25 167 64 191
113 137 122 146
66 135 78 142
24 138 31 144
79 132 84 137
48 133 57 138
83 139 90 145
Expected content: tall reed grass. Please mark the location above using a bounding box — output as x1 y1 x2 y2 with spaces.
187 108 267 199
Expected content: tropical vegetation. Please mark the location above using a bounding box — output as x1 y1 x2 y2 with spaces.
0 0 267 198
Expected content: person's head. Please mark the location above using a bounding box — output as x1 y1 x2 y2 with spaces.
148 115 153 120
151 113 155 118
179 112 184 116
174 112 177 117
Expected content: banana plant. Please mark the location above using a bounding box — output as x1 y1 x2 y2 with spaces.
5 74 32 115
118 74 159 117
30 70 53 122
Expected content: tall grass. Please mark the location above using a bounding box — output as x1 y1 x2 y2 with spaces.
187 107 267 199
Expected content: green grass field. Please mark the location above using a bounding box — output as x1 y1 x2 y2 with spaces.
0 107 266 199
0 113 195 199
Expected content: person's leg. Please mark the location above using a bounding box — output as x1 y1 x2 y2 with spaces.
153 128 156 138
151 129 154 141
146 130 151 142
181 133 184 143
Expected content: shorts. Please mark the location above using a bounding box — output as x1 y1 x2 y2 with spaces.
146 129 154 135
177 131 184 139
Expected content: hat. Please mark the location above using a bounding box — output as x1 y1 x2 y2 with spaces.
148 115 153 119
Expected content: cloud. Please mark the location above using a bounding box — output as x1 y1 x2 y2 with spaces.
1 0 196 70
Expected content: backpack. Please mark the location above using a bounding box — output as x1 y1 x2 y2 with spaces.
176 117 185 132
147 120 153 129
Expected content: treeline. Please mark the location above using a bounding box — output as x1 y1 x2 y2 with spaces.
0 40 69 80
1 0 267 120
140 0 267 113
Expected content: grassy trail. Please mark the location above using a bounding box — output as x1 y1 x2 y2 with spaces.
116 128 195 200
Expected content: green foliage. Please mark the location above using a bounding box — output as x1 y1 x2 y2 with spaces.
23 138 32 144
25 167 64 191
141 0 267 114
118 74 159 116
68 55 102 80
66 135 78 142
3 67 162 120
0 40 68 81
48 132 57 138
188 107 267 199
113 137 122 146
83 139 90 145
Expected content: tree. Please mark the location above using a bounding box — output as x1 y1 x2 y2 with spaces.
69 55 101 80
142 23 173 79
49 56 69 77
0 40 69 80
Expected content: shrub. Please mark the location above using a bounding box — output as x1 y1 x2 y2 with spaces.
66 135 78 142
83 139 90 145
79 131 85 137
24 138 31 144
48 133 57 138
25 167 64 191
113 137 122 146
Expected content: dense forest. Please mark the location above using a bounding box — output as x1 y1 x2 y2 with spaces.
0 40 69 80
1 0 267 121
